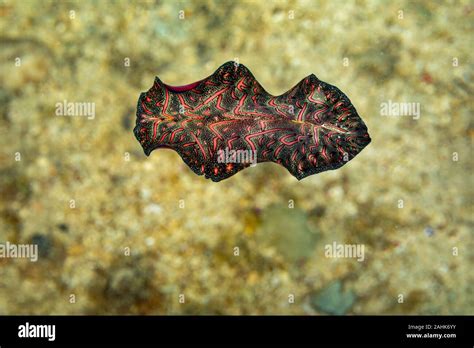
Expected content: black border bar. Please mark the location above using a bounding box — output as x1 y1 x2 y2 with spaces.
0 315 472 346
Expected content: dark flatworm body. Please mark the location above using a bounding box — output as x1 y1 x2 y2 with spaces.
134 61 371 182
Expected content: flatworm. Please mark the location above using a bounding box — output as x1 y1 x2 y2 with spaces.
134 61 371 182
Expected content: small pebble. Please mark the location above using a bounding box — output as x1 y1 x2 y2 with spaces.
310 281 356 315
144 203 162 215
57 223 69 233
424 226 435 237
30 233 53 258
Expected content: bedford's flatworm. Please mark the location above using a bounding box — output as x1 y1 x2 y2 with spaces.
134 62 371 181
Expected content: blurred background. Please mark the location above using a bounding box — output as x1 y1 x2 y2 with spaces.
0 0 472 314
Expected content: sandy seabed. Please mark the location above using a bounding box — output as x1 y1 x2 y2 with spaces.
0 0 472 314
